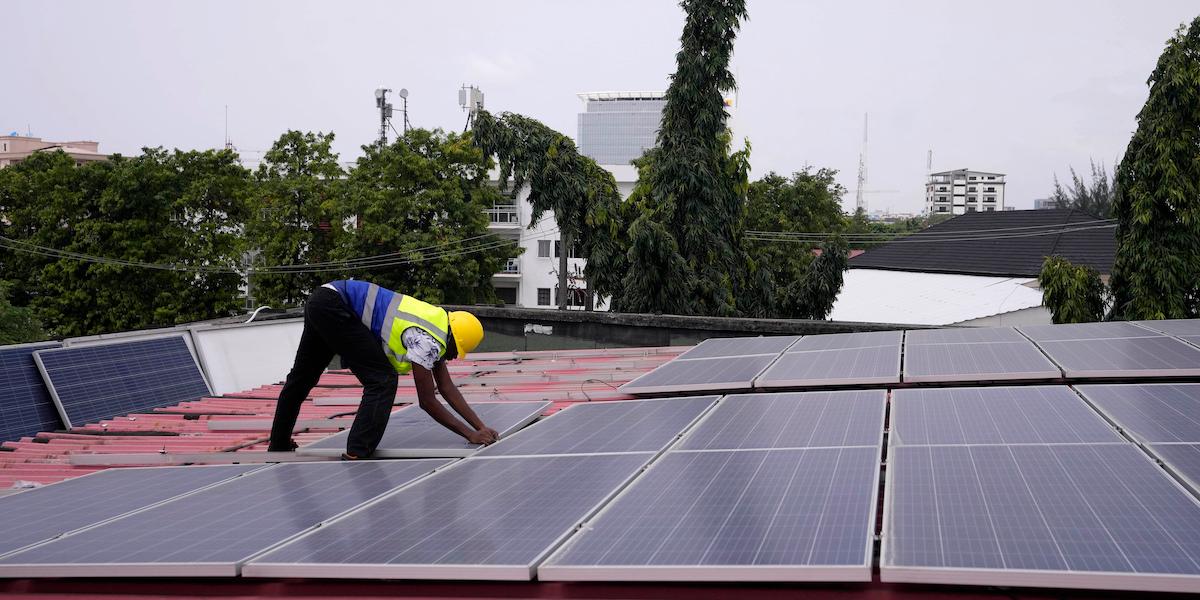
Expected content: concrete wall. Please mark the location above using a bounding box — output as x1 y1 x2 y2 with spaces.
445 305 933 352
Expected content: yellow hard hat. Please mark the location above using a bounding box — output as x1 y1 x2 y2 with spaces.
448 311 484 358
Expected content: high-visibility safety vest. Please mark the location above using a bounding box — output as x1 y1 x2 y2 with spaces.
327 280 449 374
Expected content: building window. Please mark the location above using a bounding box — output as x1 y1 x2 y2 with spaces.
969 176 977 181
537 240 552 258
937 186 948 192
937 196 948 201
968 186 977 192
985 186 996 192
537 288 551 306
986 207 995 212
967 206 977 212
984 195 996 202
986 176 996 180
937 206 948 213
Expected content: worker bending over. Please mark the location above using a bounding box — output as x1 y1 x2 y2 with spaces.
269 280 498 459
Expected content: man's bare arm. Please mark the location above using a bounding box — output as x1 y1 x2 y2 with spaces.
412 364 492 444
434 362 499 441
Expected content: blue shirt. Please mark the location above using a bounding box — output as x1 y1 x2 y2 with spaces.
326 280 397 341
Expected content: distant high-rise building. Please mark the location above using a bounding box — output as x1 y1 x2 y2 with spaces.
925 168 1007 215
576 91 665 166
1034 198 1057 210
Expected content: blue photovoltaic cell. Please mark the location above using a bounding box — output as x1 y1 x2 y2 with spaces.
1075 384 1200 443
0 464 260 557
35 336 210 428
0 342 63 443
677 391 884 451
885 444 1200 586
541 447 879 580
620 354 777 395
1149 444 1200 493
0 460 448 577
902 340 1061 383
1018 321 1159 342
890 386 1120 445
1036 336 1200 378
904 327 1026 345
676 336 798 360
245 454 651 580
755 345 900 388
1135 319 1200 337
478 397 716 457
787 330 901 352
300 401 549 457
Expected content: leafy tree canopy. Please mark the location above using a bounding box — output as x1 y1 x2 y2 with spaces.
1110 16 1200 320
1051 160 1115 219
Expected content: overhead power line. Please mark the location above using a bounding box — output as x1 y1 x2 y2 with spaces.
746 223 1117 244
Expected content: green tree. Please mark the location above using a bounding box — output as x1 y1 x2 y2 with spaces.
472 110 626 309
1109 17 1200 320
1039 256 1107 324
1051 160 1116 218
332 129 517 304
629 0 750 316
248 131 343 307
0 282 46 344
0 148 250 336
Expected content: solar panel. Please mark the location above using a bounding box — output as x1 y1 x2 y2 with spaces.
477 397 717 457
1018 321 1158 342
0 464 261 558
0 341 63 443
1148 444 1200 495
675 336 799 360
1074 384 1200 444
299 401 549 458
883 444 1200 593
902 339 1061 383
0 460 449 577
754 346 900 389
904 327 1026 345
34 335 211 429
890 386 1121 445
1183 335 1200 348
677 391 885 451
620 354 778 395
1036 336 1200 378
244 453 653 580
787 330 901 352
1135 319 1200 337
540 447 880 581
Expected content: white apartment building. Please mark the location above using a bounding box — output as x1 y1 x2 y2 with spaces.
488 164 637 310
925 168 1007 215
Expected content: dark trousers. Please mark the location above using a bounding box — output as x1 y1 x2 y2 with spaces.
268 287 398 457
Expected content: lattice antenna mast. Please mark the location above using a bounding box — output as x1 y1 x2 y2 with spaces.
375 88 393 146
855 113 868 213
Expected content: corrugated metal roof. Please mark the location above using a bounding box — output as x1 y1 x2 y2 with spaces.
830 269 1045 325
849 208 1116 276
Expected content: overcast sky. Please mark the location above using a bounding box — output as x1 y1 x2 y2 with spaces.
5 0 1197 213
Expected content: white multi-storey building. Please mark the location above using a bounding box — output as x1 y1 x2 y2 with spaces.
925 168 1007 215
488 165 637 310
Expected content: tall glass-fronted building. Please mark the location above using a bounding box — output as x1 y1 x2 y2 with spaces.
576 91 666 166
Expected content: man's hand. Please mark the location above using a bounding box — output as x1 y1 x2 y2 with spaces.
466 428 498 445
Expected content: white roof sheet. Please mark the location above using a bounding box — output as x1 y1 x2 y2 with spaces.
830 269 1043 325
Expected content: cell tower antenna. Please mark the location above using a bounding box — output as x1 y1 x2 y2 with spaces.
855 113 868 213
459 84 484 132
375 87 393 146
224 105 235 151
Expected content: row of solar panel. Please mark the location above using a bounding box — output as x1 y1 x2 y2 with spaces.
3 386 1200 593
0 335 211 443
620 319 1200 395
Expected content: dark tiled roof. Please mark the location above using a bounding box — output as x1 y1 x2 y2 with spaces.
849 208 1116 276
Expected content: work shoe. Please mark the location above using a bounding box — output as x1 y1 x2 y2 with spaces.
268 440 299 452
340 452 361 461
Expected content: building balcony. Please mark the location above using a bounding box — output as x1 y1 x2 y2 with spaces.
485 205 520 228
492 258 521 279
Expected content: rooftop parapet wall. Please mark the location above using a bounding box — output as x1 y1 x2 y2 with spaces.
443 305 934 352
